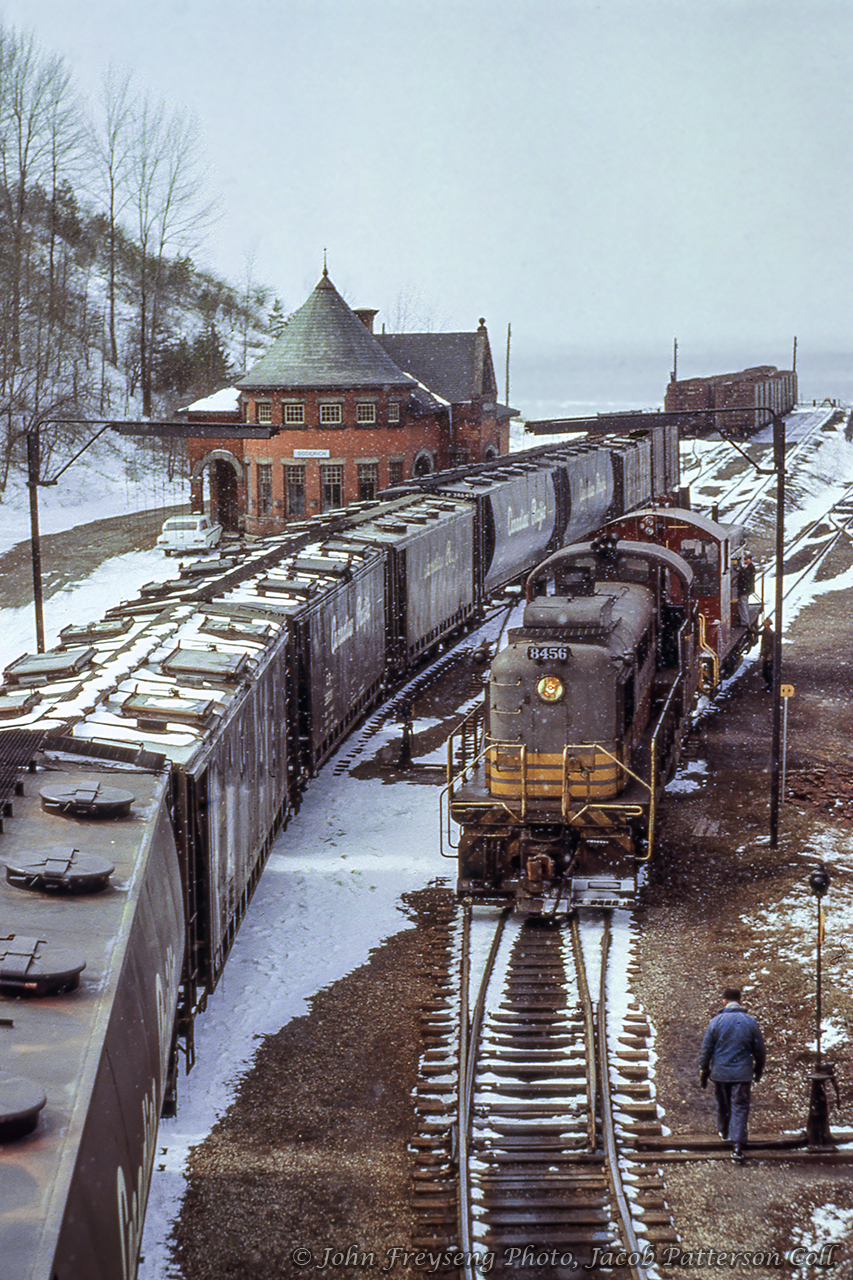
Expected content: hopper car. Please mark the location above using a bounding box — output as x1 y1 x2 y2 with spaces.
0 426 678 1278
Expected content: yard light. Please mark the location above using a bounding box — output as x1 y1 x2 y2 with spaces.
806 863 838 1148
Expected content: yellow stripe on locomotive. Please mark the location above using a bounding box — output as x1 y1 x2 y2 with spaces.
486 744 624 799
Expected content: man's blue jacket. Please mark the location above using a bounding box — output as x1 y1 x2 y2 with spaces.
700 1002 766 1082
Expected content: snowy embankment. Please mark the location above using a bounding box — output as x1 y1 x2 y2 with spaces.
0 444 188 667
140 762 450 1278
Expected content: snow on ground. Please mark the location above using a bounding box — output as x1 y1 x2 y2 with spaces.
0 549 182 671
3 406 852 1273
787 1203 853 1277
740 824 853 1036
666 759 709 794
139 743 451 1279
0 438 188 558
685 407 853 646
0 437 192 665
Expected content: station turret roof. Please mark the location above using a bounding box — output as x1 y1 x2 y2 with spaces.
237 270 416 392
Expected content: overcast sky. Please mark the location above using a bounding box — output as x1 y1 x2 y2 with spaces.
4 0 852 399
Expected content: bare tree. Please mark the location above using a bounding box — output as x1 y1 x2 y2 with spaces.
239 248 259 372
126 94 217 414
88 65 134 365
389 283 442 333
0 27 74 363
0 24 93 493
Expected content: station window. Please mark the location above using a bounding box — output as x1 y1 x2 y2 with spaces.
256 401 272 424
285 465 305 518
320 464 344 511
284 402 305 425
356 402 376 424
319 403 342 426
257 464 273 515
388 402 401 424
357 463 378 501
388 459 404 486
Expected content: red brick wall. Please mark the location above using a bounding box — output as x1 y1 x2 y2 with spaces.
186 389 510 535
241 418 446 533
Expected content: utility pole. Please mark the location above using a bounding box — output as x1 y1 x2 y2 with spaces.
769 411 786 847
505 323 511 409
26 425 46 653
672 337 678 382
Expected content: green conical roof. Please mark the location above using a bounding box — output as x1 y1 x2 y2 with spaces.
238 271 415 391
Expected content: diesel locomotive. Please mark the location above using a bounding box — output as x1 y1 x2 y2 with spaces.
448 507 760 911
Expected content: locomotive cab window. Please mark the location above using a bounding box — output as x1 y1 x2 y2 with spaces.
679 539 720 594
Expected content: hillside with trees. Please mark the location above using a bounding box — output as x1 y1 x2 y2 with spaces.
0 24 276 499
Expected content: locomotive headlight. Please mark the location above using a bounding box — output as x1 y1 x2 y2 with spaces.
536 675 565 703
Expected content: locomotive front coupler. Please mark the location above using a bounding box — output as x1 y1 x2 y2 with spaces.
515 827 579 914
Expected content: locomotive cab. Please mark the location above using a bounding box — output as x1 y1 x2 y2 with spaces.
448 537 698 911
603 508 760 688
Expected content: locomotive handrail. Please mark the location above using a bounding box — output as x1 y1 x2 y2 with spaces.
558 741 651 820
441 732 539 855
567 801 645 826
444 704 483 782
698 612 720 690
441 729 504 855
646 665 689 862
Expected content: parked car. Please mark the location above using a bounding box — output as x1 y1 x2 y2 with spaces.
157 513 222 555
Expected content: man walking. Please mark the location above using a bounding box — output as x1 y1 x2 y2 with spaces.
699 987 765 1162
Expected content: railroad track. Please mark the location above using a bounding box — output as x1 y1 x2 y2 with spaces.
720 408 836 529
411 907 678 1278
679 406 839 528
331 599 518 777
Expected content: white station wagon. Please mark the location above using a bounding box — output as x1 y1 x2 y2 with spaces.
157 514 223 556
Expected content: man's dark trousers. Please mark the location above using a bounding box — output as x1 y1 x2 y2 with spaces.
715 1080 752 1143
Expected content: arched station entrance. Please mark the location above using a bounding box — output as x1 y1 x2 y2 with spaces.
191 451 244 532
